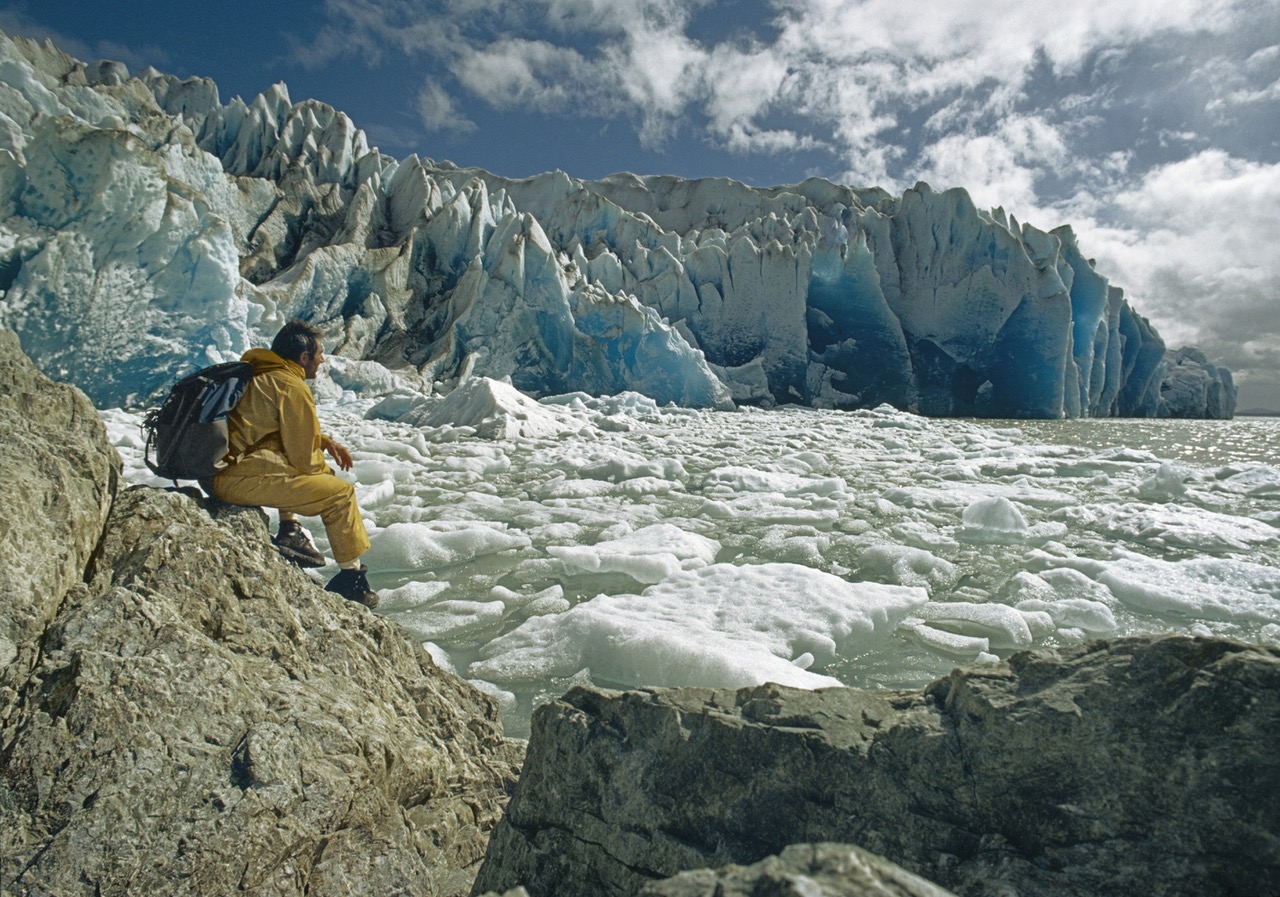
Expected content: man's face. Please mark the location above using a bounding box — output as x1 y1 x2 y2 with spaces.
300 343 324 380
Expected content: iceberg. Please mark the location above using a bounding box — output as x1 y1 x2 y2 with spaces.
0 33 1235 418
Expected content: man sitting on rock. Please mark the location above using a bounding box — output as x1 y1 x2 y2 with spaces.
210 319 379 608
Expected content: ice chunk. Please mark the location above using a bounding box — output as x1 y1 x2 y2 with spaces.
1138 462 1190 501
401 599 507 641
402 377 585 439
1003 570 1119 636
1060 502 1279 553
379 580 452 609
467 679 518 715
423 642 457 674
365 521 532 573
323 355 421 396
1209 464 1280 498
1097 552 1280 624
857 544 958 592
959 496 1029 543
704 465 846 496
1014 597 1118 635
468 562 927 690
900 619 990 659
910 601 1035 649
548 523 720 584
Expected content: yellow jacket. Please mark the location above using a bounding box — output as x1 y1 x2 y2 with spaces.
225 348 328 474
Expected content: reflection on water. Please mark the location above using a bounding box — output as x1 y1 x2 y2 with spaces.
1006 416 1280 467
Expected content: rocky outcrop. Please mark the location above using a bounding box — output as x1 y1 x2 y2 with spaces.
0 329 522 896
477 843 957 897
0 328 120 705
473 637 1280 897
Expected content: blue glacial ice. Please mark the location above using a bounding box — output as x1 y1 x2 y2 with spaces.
0 33 1235 418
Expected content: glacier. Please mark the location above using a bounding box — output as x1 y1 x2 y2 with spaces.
0 33 1235 418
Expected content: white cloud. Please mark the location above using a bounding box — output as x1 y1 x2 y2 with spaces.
604 18 705 141
416 79 476 134
1063 152 1280 405
913 114 1071 214
453 38 585 111
292 0 465 69
446 1 713 144
700 43 788 136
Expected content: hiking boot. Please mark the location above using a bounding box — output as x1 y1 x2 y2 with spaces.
325 565 379 608
273 521 326 568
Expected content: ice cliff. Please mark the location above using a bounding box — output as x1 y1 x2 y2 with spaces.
0 33 1236 418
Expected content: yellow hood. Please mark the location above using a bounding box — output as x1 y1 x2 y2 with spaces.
242 348 306 380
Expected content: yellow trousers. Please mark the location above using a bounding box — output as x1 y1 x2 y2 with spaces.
211 453 371 564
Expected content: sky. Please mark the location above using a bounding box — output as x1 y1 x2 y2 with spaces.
7 0 1280 409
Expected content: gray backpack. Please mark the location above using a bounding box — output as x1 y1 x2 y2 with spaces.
143 361 254 481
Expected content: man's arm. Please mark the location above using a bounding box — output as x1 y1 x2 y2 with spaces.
277 380 326 474
322 436 354 472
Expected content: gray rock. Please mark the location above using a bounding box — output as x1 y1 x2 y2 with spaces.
0 330 523 896
639 843 957 897
0 329 120 719
473 637 1280 897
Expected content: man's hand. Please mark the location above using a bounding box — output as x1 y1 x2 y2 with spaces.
323 437 354 471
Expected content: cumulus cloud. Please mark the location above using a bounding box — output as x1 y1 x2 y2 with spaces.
915 115 1071 213
1063 152 1280 407
454 38 587 111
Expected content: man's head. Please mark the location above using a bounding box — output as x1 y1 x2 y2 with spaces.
271 320 325 379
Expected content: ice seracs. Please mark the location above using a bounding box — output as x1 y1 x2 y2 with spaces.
0 32 1236 418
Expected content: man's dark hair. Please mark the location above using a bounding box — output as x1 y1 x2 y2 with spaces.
271 320 323 363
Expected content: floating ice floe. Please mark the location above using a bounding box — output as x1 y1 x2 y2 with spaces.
1056 502 1280 554
547 523 720 584
957 496 1069 545
1003 570 1120 638
1094 551 1280 624
401 376 586 440
857 545 958 593
364 520 532 573
907 601 1036 651
468 562 927 691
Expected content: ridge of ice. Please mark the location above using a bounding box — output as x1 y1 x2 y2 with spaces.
0 32 1235 419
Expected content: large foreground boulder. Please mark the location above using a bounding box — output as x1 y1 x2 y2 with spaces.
0 330 522 896
0 328 120 709
473 637 1280 897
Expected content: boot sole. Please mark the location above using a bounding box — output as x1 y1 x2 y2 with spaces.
275 544 327 568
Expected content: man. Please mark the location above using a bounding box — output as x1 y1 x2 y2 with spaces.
210 320 379 608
